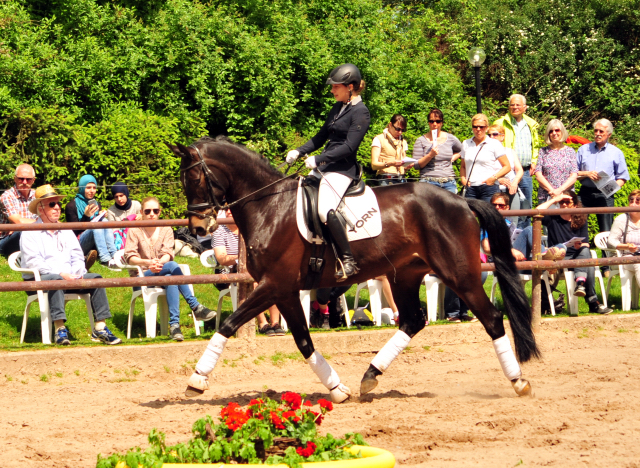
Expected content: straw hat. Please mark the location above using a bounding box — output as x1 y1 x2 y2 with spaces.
28 185 65 214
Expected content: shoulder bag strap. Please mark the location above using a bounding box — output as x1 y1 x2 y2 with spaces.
464 142 486 188
623 213 630 244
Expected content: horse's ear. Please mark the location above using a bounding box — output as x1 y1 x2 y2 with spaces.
165 142 197 161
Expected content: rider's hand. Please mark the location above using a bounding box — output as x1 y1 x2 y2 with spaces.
286 150 300 164
305 156 317 169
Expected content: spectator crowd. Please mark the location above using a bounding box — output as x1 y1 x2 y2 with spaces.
0 92 634 343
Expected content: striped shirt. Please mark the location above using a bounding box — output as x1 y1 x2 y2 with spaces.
511 116 533 167
0 186 37 239
212 226 239 256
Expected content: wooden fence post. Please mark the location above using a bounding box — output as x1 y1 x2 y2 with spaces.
530 215 543 333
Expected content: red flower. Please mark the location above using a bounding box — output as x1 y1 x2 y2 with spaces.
318 399 333 412
282 392 302 410
303 400 312 407
220 401 241 418
310 411 323 425
282 410 300 424
220 402 249 431
296 442 317 457
270 411 285 430
249 398 263 406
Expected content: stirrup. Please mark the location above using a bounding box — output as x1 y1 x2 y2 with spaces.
334 257 359 282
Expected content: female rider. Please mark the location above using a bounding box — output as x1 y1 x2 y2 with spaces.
286 63 371 281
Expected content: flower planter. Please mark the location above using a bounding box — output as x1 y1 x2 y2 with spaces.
162 445 395 467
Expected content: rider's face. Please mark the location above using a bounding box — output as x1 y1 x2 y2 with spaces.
330 84 351 103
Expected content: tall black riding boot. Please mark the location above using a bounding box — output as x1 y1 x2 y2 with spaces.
326 209 359 281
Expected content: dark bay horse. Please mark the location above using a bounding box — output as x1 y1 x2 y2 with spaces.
168 136 539 402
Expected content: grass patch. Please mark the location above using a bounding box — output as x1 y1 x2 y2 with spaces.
270 351 304 367
111 377 137 383
39 374 49 382
163 365 171 373
55 371 63 378
577 328 589 339
422 345 431 351
74 370 80 376
618 328 629 333
436 348 444 353
5 375 13 382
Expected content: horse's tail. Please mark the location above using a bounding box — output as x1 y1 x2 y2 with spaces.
465 198 541 362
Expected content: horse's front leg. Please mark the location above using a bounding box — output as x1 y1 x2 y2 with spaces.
185 282 273 397
276 297 351 404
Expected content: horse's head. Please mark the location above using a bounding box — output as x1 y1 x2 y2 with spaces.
167 142 226 237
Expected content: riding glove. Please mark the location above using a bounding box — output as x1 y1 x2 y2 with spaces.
305 156 317 169
286 150 300 164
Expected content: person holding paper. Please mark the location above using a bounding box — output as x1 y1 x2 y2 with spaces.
411 108 462 194
64 174 118 269
460 114 511 202
608 190 640 287
534 119 578 202
370 114 407 186
540 191 612 314
577 119 629 277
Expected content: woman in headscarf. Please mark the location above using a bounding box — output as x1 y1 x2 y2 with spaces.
64 174 118 268
106 181 141 221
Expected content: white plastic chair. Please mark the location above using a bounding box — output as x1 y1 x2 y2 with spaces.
423 275 445 322
353 279 384 326
595 231 638 311
490 270 557 315
9 251 95 344
114 251 202 339
200 249 237 332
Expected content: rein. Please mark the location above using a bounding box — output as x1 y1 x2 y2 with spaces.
181 144 302 219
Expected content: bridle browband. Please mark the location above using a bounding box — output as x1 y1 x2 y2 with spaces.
180 143 302 222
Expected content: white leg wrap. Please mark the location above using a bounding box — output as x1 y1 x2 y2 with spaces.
493 335 522 381
370 330 411 372
306 350 340 390
195 333 228 376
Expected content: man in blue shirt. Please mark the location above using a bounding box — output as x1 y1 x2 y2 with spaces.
577 118 629 275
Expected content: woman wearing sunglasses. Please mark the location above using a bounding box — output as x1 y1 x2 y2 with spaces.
65 174 117 268
460 114 511 201
538 191 612 314
124 197 215 341
371 114 408 186
608 190 640 287
411 108 463 193
534 120 578 202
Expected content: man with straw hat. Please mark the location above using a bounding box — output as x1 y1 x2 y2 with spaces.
19 185 122 346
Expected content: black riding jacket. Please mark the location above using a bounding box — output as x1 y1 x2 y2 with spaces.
296 99 371 179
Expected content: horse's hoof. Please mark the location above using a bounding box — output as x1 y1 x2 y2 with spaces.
330 383 351 403
511 378 534 397
360 377 378 395
185 372 209 398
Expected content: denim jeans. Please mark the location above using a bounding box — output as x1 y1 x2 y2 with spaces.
79 221 116 263
0 231 22 257
563 246 597 304
39 273 112 323
517 172 533 229
513 226 549 260
420 179 457 194
464 184 499 202
376 176 406 186
579 186 615 272
444 272 489 319
143 261 199 325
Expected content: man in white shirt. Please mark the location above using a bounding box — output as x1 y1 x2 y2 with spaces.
19 185 122 346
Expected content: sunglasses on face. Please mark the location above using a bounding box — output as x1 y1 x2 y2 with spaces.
144 208 161 215
492 203 508 209
392 125 406 132
488 132 502 137
48 201 62 208
428 119 443 124
472 125 487 129
16 177 35 183
629 198 640 205
558 200 572 206
549 129 562 134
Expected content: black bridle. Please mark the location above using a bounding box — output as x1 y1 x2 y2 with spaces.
180 145 226 220
180 143 303 221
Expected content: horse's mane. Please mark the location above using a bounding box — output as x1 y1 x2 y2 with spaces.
193 135 283 178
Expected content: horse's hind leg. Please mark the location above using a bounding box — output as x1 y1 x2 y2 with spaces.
361 268 426 395
276 297 351 403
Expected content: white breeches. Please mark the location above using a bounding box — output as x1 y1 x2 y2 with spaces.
317 172 352 223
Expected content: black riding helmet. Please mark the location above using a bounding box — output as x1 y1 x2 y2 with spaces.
326 63 361 86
